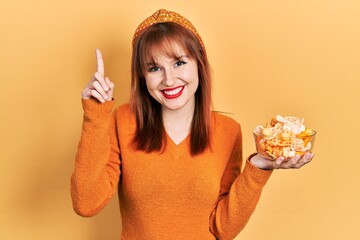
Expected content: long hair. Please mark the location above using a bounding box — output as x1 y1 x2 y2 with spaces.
130 22 212 155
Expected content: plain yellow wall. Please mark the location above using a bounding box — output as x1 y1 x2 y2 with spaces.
1 0 359 239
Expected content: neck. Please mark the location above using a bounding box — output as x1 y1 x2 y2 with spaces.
162 99 195 143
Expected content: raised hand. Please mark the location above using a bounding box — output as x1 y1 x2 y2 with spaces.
82 49 115 103
250 152 314 170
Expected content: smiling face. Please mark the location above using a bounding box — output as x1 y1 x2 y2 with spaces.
130 22 213 154
143 43 199 112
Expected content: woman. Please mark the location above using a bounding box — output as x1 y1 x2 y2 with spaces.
71 9 314 239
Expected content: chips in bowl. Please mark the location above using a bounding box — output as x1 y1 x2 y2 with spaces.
253 115 316 160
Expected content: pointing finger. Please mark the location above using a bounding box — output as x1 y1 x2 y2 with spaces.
96 48 105 76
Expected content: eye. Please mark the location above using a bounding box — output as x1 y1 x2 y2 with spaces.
175 61 187 67
148 66 161 72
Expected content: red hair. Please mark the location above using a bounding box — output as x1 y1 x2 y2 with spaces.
130 22 212 155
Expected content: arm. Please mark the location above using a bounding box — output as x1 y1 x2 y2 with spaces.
209 127 273 240
70 99 121 217
71 49 120 217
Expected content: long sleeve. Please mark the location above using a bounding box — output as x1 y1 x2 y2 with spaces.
70 98 121 217
209 125 273 240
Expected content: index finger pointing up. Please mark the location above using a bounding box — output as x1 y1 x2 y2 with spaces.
96 48 105 76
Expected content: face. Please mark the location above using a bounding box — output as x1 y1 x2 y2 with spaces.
144 44 199 112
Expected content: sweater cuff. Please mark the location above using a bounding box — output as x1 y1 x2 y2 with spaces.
243 153 273 185
82 98 114 115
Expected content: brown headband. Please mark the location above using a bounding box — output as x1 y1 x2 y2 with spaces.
132 9 205 50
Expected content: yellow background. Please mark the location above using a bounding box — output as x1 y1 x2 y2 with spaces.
1 0 359 239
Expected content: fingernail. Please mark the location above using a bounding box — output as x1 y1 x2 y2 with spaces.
104 95 108 99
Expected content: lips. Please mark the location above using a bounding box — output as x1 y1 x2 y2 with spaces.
162 86 185 99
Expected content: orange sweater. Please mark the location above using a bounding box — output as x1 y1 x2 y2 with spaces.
71 99 273 240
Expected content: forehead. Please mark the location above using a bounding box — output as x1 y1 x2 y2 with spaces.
144 39 190 63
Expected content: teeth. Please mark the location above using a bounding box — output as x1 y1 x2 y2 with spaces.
164 87 182 95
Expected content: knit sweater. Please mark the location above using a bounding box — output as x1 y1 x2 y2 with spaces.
71 99 273 240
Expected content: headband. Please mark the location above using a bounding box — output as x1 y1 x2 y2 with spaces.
132 9 205 50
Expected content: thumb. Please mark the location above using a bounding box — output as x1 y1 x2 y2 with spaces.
105 77 115 100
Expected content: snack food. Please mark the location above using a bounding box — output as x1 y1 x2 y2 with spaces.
253 115 316 160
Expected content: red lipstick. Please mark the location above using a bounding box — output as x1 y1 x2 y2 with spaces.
162 86 184 99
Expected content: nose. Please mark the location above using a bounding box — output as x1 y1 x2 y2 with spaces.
162 68 176 86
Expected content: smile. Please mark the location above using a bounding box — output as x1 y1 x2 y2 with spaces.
162 86 184 99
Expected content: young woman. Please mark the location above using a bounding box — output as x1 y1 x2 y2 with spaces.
71 9 314 240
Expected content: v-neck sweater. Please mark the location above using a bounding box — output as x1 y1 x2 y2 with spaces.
71 99 273 240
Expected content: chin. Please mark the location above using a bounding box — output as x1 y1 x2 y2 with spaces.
162 103 186 111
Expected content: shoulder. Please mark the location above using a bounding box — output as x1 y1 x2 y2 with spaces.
211 112 242 144
112 103 136 128
212 111 241 133
111 103 137 142
113 103 133 119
